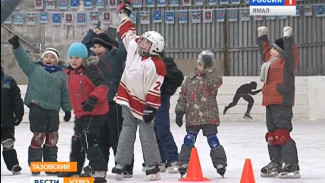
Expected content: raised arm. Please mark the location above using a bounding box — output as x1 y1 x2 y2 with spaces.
283 26 299 75
257 26 272 62
117 0 136 50
8 35 37 77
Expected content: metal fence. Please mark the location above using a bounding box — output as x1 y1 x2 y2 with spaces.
134 0 325 76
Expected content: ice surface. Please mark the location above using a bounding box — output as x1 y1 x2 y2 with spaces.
2 120 325 183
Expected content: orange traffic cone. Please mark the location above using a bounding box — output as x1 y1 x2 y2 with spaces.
179 147 211 182
240 158 255 183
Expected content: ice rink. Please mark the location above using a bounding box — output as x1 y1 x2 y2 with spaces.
1 119 325 183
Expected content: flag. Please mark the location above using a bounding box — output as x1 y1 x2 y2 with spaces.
64 12 74 25
203 9 212 23
228 8 238 22
96 0 105 8
216 9 225 22
46 0 55 10
84 0 93 9
52 12 61 25
26 12 36 25
191 10 201 23
153 10 162 23
178 10 187 23
39 12 49 23
165 10 175 24
70 0 79 9
14 12 24 25
157 0 166 7
240 8 250 21
59 0 68 9
316 4 325 17
146 0 155 7
304 5 313 16
34 0 43 9
140 11 150 24
170 0 179 6
133 0 142 8
76 12 86 25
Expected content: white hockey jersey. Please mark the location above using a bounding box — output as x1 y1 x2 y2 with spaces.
114 17 166 120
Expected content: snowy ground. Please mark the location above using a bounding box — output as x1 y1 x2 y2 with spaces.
1 119 325 183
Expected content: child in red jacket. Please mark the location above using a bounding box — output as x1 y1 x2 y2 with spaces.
58 43 108 183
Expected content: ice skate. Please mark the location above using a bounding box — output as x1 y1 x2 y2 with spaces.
57 172 79 177
11 165 21 175
215 164 226 177
279 163 301 179
260 161 281 177
45 171 58 176
145 165 161 181
243 113 253 119
31 172 40 176
159 163 166 173
166 161 179 174
142 162 147 172
79 166 92 177
112 164 127 180
123 164 133 178
178 164 188 177
92 171 107 183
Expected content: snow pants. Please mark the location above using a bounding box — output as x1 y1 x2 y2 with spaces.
266 105 299 164
115 105 161 166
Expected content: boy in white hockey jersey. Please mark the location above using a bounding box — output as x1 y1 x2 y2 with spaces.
112 0 166 181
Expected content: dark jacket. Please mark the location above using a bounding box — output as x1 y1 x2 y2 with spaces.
161 56 184 96
82 29 127 101
258 35 299 106
1 74 24 127
66 58 109 118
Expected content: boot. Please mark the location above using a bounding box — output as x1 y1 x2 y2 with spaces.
243 113 253 119
215 164 226 177
260 161 282 177
279 162 300 179
11 165 22 175
112 164 127 180
146 165 161 181
166 161 179 173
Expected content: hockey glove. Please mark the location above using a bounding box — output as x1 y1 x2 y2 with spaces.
117 0 132 16
63 111 71 122
175 114 183 127
257 26 268 37
82 96 98 112
14 116 23 126
8 35 20 49
143 105 157 123
283 26 293 38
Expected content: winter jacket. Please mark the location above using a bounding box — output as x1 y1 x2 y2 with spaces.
258 35 299 106
175 67 222 127
115 17 166 120
1 74 24 127
161 56 184 96
82 29 127 102
66 59 109 119
12 46 71 112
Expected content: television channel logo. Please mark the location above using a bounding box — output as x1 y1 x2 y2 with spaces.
249 0 296 16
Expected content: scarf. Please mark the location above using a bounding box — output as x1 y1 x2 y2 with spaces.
41 64 61 73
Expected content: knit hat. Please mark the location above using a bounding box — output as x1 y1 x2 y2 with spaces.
272 38 284 53
68 42 88 59
92 33 118 49
41 48 59 63
197 50 215 68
